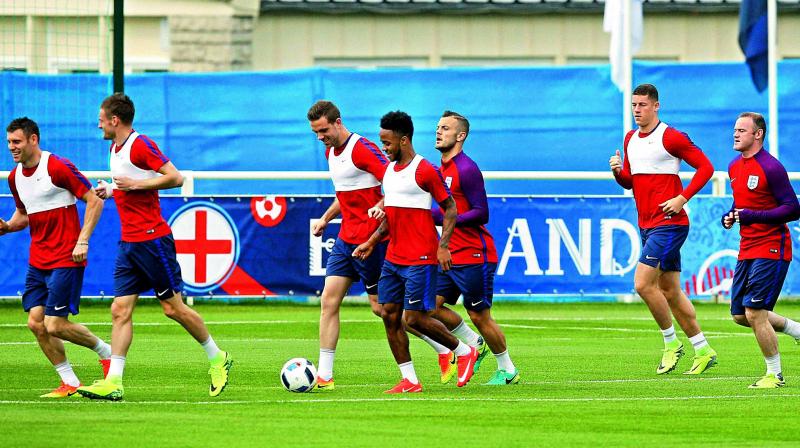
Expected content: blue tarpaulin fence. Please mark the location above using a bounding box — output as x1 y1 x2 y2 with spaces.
2 62 800 195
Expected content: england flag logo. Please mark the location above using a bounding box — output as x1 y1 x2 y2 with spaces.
747 175 759 190
169 202 240 293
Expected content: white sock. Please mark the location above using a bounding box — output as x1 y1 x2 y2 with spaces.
318 348 335 381
54 361 80 387
661 325 677 344
451 321 481 347
765 353 782 375
108 355 126 378
420 335 450 355
398 361 419 384
454 341 471 357
688 332 709 351
92 337 112 359
782 317 800 339
201 336 221 361
494 350 516 373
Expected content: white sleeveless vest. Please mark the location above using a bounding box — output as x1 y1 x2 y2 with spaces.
383 154 432 210
110 132 159 180
627 122 680 175
14 151 76 214
328 133 381 192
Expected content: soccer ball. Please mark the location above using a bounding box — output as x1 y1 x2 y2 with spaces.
280 358 317 393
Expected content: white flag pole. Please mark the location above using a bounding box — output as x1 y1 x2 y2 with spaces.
622 0 633 135
768 0 778 158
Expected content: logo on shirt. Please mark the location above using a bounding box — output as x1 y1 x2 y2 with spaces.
445 176 453 189
250 196 288 227
747 175 759 190
169 202 240 293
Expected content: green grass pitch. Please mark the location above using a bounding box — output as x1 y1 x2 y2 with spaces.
1 300 799 447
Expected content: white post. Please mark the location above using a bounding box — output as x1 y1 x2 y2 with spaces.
622 0 633 135
768 0 778 158
181 170 195 196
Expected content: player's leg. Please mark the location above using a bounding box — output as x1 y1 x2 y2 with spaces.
22 267 80 398
28 306 80 397
741 259 790 388
41 267 112 375
659 271 717 374
635 227 686 374
634 262 684 373
315 239 366 389
654 225 716 373
78 244 142 400
367 293 382 317
634 264 674 330
379 262 422 393
28 306 67 365
158 292 232 396
446 264 496 373
23 268 67 364
317 275 352 389
401 265 477 387
746 307 784 388
141 235 232 396
732 311 800 342
77 293 135 401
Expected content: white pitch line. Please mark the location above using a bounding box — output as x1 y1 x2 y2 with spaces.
0 394 797 406
0 375 778 394
0 316 754 328
501 323 749 337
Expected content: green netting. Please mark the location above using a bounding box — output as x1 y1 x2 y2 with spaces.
0 0 113 164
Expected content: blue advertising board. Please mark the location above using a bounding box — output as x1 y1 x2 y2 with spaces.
0 195 796 299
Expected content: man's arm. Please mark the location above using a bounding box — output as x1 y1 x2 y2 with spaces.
661 128 714 215
721 202 736 229
113 161 184 191
611 132 634 190
72 190 104 263
0 208 29 236
437 196 456 271
738 161 800 225
454 161 489 226
312 199 342 237
352 218 388 261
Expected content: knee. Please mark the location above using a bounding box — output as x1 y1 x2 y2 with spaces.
732 314 749 327
27 316 46 337
659 284 680 301
110 301 133 323
44 318 65 337
161 301 183 321
320 297 340 318
403 312 421 329
380 305 397 323
370 303 382 318
744 308 761 324
634 280 654 298
467 310 489 326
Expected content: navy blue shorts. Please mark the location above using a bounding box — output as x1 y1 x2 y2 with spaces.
326 238 386 295
114 235 183 300
730 258 790 315
437 263 496 312
378 261 437 312
23 266 84 317
639 225 689 272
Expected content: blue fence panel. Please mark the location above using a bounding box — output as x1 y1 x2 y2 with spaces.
1 195 797 300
